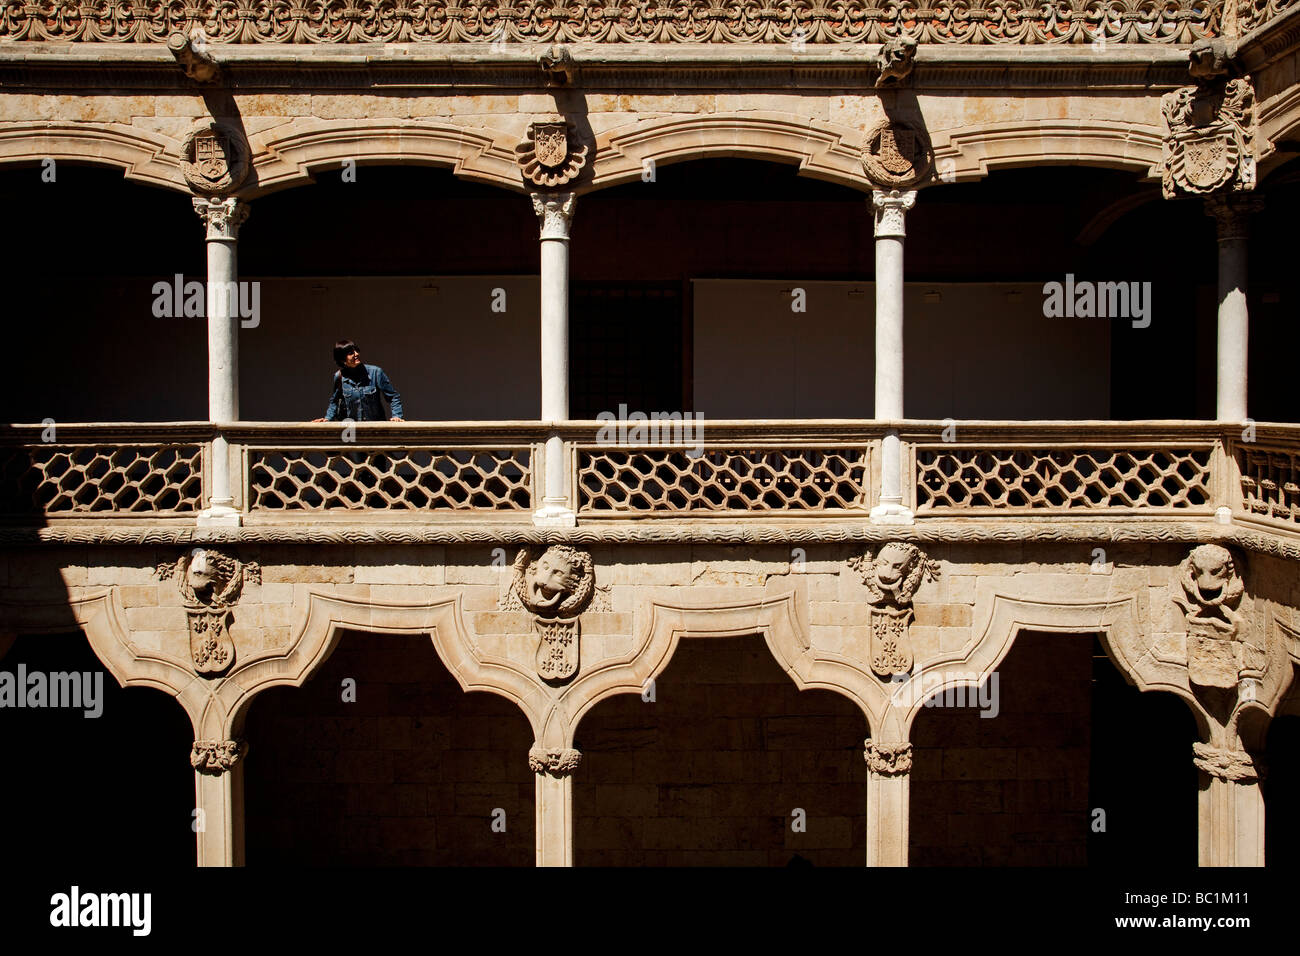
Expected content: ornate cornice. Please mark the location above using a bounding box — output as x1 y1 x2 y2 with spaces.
0 1 1218 46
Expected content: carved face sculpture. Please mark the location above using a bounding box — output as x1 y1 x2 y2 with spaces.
527 550 580 610
186 549 217 601
1187 544 1234 604
874 543 915 587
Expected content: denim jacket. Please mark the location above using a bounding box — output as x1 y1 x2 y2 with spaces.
324 364 404 422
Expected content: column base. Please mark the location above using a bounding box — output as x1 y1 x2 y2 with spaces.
533 501 576 528
197 504 242 528
870 501 915 526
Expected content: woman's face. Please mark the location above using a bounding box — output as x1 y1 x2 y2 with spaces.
343 348 362 369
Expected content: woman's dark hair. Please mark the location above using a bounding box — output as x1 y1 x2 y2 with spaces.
333 339 359 368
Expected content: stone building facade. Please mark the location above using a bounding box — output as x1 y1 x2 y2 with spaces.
0 2 1299 867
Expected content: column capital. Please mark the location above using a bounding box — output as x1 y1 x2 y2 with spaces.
1193 742 1264 783
1205 193 1264 241
863 738 913 776
871 189 917 239
191 738 246 775
529 746 582 777
531 191 577 241
193 196 249 242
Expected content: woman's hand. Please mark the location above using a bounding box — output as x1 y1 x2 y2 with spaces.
311 417 327 423
390 417 404 422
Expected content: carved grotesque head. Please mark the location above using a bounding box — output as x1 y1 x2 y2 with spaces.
1189 38 1230 82
185 548 218 600
874 542 916 587
1186 544 1236 603
882 37 917 70
521 545 593 617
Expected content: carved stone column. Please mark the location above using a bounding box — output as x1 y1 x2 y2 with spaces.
864 738 912 866
193 197 249 528
192 739 246 867
871 190 916 525
1205 195 1262 424
1194 742 1265 866
532 192 577 528
530 746 581 866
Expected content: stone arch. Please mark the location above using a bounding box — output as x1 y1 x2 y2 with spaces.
249 118 524 197
928 119 1165 183
0 122 185 192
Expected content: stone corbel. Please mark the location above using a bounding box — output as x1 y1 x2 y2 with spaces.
168 31 220 84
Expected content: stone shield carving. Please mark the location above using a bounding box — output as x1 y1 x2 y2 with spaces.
156 548 261 676
516 120 588 189
861 119 933 188
507 545 595 683
848 542 940 677
1161 77 1256 199
181 121 251 195
1169 544 1264 690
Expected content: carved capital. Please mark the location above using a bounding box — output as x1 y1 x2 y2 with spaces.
1192 742 1264 783
1205 193 1264 241
531 192 577 241
529 747 582 777
191 739 245 775
193 197 250 242
863 739 913 775
871 190 917 239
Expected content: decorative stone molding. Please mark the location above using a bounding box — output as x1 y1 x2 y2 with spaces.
191 739 245 775
531 192 577 242
848 543 940 677
875 37 918 87
517 120 587 190
181 121 249 195
0 0 1217 45
1170 544 1265 690
1161 72 1256 199
1192 742 1264 782
871 189 917 240
156 548 261 677
863 739 913 775
862 120 933 189
193 197 250 241
504 545 595 683
529 747 582 777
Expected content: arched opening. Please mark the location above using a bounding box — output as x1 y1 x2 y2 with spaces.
908 631 1196 866
242 630 534 866
573 634 865 866
0 632 193 866
1263 713 1300 865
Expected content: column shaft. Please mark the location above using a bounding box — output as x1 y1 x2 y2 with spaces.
865 770 909 866
195 764 245 867
1215 235 1249 422
870 190 916 524
535 772 574 867
532 192 577 527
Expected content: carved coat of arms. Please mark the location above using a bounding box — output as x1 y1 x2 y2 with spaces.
180 121 251 195
516 119 588 188
861 119 933 188
156 548 260 677
848 543 940 677
506 545 595 683
1169 544 1265 690
1162 78 1256 199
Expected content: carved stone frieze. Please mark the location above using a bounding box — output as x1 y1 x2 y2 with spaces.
191 739 245 775
180 121 249 195
1192 742 1264 783
862 120 933 189
517 120 587 189
1161 70 1256 199
505 545 595 684
1169 544 1265 691
529 747 582 777
156 548 260 676
848 543 940 677
0 1 1218 45
863 739 913 775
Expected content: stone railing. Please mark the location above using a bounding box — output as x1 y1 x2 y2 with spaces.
2 421 1300 533
0 0 1221 45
